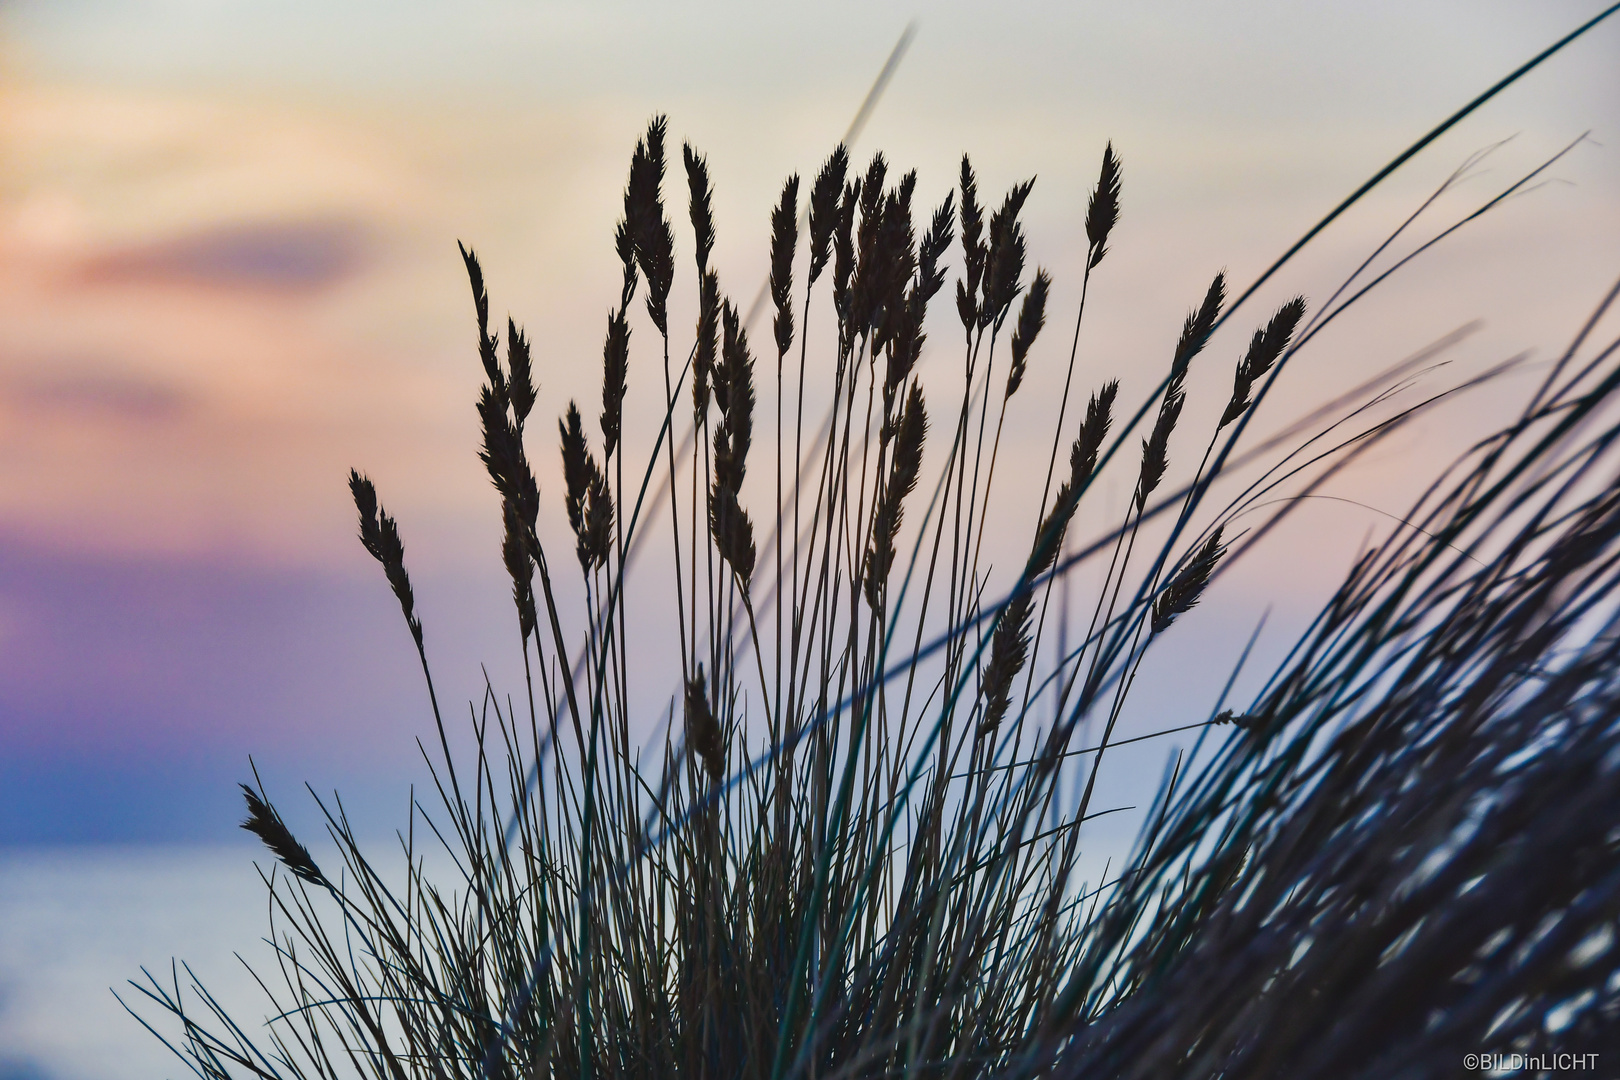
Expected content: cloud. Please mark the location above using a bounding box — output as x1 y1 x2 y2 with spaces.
79 217 370 292
3 366 190 421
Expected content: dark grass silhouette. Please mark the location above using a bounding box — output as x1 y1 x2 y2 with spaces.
121 9 1620 1077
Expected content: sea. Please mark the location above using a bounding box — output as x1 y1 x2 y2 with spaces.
1 801 1145 1079
1 846 271 1080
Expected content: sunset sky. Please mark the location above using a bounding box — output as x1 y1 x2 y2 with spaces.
1 0 1617 844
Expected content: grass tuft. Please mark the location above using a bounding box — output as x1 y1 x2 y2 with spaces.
124 15 1620 1074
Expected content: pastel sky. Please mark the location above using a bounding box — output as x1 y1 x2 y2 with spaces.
1 0 1617 842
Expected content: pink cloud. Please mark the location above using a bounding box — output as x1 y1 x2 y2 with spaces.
77 217 371 293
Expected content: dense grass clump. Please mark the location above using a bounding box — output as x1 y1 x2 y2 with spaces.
123 11 1620 1077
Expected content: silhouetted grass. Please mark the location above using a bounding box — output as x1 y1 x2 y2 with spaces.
120 8 1620 1077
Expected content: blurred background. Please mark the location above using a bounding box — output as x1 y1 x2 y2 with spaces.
0 1 1615 1077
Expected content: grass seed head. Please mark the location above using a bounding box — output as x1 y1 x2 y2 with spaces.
1007 267 1051 398
864 383 927 609
580 468 614 572
833 178 860 338
710 483 756 585
771 174 799 358
349 467 379 554
980 178 1035 330
626 116 675 335
1086 142 1122 268
684 664 724 781
862 177 918 353
713 301 755 494
349 469 421 646
1030 381 1117 580
560 403 591 537
502 497 537 640
683 142 715 275
693 269 719 420
956 278 977 336
1152 527 1227 634
857 153 889 256
600 308 630 457
917 191 955 305
1221 296 1306 427
240 783 325 886
883 299 927 426
959 155 986 314
506 318 536 431
980 588 1035 736
458 242 504 400
561 403 611 572
614 218 638 310
1170 272 1227 391
850 161 909 344
1138 390 1184 509
478 384 539 532
808 144 849 286
1072 380 1119 493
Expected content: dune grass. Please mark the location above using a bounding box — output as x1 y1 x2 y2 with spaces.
121 9 1620 1077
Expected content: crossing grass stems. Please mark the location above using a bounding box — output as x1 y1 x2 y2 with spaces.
123 11 1620 1074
